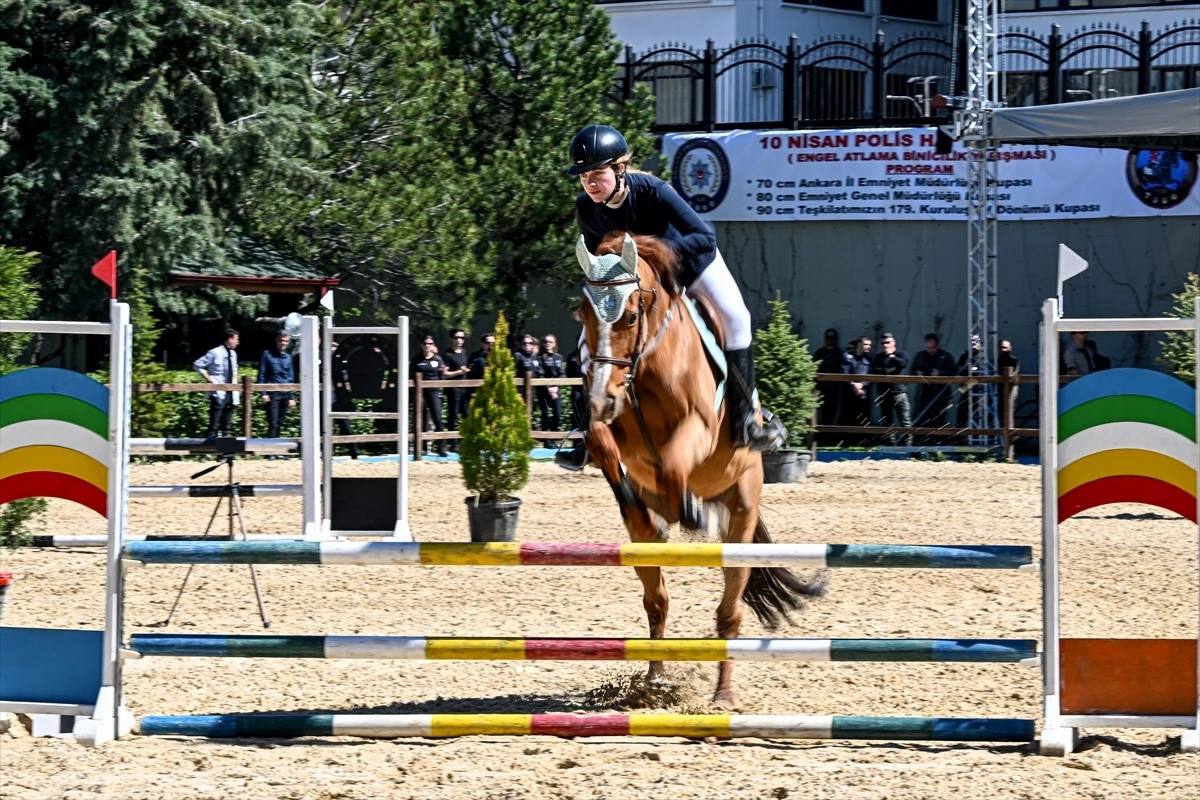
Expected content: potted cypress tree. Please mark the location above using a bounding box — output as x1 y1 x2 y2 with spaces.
755 293 819 483
459 312 535 541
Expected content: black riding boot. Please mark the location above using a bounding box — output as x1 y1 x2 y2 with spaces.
727 346 787 451
555 402 590 471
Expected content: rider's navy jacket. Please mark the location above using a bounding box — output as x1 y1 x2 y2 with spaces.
575 172 717 287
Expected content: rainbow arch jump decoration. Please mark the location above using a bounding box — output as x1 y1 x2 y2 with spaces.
1056 367 1197 523
0 303 133 747
0 367 112 516
1038 297 1200 756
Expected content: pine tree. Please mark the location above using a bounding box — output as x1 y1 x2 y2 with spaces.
0 0 321 335
439 0 657 331
252 0 656 330
250 0 482 326
459 312 534 503
754 293 818 446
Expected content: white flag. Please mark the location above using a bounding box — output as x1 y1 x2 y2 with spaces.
1057 244 1088 285
319 289 335 313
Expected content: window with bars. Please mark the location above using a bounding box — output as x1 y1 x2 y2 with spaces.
801 65 866 122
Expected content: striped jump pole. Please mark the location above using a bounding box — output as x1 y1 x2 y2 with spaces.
128 438 297 455
129 484 303 498
138 713 1036 742
31 534 311 548
123 541 1037 569
129 634 1039 663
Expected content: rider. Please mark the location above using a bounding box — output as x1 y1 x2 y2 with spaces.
556 123 786 470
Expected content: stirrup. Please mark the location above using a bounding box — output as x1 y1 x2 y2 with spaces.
555 438 589 471
735 409 787 453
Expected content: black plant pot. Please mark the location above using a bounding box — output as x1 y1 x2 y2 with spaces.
762 450 811 484
465 496 522 542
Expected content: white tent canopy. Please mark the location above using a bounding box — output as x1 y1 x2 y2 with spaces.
990 88 1200 152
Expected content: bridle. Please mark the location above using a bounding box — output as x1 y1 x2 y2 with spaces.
583 273 674 383
583 267 676 465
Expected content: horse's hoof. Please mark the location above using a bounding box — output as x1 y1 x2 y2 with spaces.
711 690 739 710
680 493 706 531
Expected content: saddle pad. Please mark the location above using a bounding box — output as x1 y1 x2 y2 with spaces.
680 292 728 414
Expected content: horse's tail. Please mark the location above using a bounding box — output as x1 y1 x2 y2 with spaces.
742 517 828 631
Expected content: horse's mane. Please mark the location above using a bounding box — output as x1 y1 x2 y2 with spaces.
596 232 681 296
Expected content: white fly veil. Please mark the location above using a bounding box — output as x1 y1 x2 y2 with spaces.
576 235 639 324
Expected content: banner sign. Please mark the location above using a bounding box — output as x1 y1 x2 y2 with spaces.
663 129 1199 222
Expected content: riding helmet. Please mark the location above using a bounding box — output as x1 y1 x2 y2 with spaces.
565 125 629 176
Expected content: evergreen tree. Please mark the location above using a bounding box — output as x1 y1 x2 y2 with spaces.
252 0 655 331
459 312 534 502
754 293 818 446
0 0 321 334
439 0 657 331
250 0 482 325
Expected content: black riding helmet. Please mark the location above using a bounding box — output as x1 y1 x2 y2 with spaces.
565 125 629 176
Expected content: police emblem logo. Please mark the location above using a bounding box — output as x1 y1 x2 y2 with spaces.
1126 149 1198 209
671 138 731 214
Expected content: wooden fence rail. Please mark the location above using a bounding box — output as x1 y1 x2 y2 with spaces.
131 369 1038 458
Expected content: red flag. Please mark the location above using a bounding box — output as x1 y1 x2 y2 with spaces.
90 251 117 299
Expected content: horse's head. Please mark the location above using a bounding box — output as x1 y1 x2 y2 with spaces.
576 233 678 424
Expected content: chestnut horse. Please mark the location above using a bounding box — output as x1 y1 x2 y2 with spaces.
575 232 826 707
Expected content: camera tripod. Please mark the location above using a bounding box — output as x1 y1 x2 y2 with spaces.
155 454 270 628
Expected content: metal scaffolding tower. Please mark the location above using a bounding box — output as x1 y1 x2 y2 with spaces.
962 0 1001 444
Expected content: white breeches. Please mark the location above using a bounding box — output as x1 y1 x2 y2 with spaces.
687 249 752 350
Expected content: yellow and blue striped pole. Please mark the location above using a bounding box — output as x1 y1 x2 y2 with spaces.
139 713 1035 742
129 634 1038 664
125 541 1036 569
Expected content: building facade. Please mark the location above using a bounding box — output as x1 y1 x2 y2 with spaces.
600 1 1199 131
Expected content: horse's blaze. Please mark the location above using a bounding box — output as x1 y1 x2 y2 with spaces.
587 316 637 424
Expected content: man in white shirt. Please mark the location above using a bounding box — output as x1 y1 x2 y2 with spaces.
193 328 240 437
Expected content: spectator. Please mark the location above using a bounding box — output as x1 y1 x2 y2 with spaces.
442 329 470 440
1084 339 1111 371
538 334 565 432
468 333 495 380
844 337 873 431
513 333 543 380
511 334 543 429
566 346 586 432
412 335 447 456
910 333 955 430
1063 331 1093 376
998 339 1020 374
870 332 911 446
812 328 849 425
257 332 296 449
194 328 240 438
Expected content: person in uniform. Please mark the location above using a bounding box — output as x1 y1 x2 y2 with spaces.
537 334 565 432
412 335 447 456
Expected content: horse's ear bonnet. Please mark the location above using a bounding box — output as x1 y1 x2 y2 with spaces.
577 235 639 324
